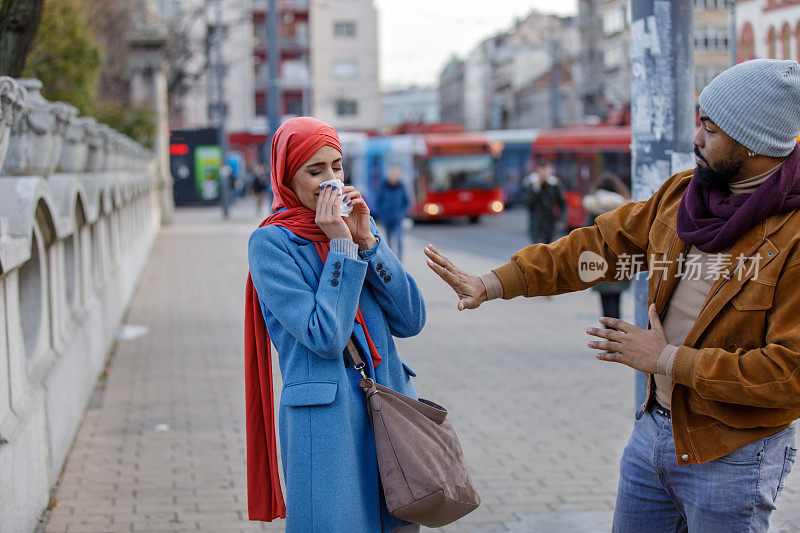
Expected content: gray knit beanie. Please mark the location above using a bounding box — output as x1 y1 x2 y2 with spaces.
698 59 800 157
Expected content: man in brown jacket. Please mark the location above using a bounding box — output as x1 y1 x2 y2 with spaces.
427 59 800 531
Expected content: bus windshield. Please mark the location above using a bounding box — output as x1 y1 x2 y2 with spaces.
427 155 496 192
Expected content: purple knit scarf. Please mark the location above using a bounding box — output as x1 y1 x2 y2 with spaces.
677 143 800 253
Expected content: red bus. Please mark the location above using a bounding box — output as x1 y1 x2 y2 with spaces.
412 133 505 222
532 125 631 229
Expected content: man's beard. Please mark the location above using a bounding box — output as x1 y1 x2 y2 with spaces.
694 146 744 191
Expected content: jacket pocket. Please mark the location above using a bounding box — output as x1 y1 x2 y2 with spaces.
280 381 338 407
731 279 775 311
401 360 417 377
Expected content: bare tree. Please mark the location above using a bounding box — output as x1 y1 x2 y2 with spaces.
161 0 252 124
0 0 46 76
76 0 136 102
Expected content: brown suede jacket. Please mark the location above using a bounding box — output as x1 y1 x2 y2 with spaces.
493 169 800 465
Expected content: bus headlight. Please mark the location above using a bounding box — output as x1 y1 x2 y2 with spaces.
489 200 504 213
424 203 442 216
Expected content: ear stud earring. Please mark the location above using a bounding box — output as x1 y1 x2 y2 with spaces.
748 151 756 157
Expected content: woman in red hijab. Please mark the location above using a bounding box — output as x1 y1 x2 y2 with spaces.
245 117 426 531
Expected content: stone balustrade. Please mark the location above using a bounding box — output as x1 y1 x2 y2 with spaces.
0 77 165 531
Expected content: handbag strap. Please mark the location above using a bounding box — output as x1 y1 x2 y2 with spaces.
346 338 375 387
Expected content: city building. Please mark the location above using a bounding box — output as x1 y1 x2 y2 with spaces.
160 0 381 164
310 0 381 131
736 0 800 62
695 0 736 91
440 11 579 132
462 36 495 131
512 61 581 129
252 0 311 126
439 57 465 125
381 86 440 130
578 0 736 120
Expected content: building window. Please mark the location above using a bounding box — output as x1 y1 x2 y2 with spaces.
332 59 359 79
336 99 358 116
739 22 756 62
286 99 304 116
781 23 792 60
796 22 800 62
603 47 623 71
602 9 625 36
695 0 729 10
767 26 777 58
694 26 729 51
334 21 356 37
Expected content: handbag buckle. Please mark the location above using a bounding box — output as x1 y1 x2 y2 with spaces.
354 363 370 383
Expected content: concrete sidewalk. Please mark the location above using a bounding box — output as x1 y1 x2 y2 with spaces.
43 199 800 532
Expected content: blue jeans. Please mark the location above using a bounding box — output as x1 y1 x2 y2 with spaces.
384 221 403 262
613 405 797 532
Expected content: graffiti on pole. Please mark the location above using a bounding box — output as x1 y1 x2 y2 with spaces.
631 0 695 202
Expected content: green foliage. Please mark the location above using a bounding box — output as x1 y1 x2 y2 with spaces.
14 0 156 147
93 100 156 149
22 0 101 115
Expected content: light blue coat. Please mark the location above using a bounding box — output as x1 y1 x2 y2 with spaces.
248 219 426 532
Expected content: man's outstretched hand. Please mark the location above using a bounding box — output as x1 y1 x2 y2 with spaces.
424 244 487 311
586 304 668 374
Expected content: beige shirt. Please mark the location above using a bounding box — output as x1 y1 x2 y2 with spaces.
655 162 783 409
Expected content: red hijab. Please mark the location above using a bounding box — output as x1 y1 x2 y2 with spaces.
245 117 382 521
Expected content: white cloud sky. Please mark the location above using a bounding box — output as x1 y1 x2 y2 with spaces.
375 0 578 90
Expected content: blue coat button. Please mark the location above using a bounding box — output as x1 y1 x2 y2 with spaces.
376 263 383 270
331 279 339 287
384 275 391 282
334 262 342 269
332 271 340 278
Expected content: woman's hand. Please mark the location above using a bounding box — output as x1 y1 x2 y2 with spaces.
424 244 487 310
315 184 352 241
342 185 377 250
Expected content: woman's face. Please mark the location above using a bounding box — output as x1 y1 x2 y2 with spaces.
289 145 344 210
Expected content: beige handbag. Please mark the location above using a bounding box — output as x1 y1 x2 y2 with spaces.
346 341 481 527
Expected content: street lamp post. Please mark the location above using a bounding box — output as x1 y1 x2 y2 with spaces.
264 0 281 169
213 0 231 219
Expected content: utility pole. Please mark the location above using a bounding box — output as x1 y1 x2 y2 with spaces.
630 0 695 404
550 38 561 128
579 0 602 118
264 0 281 167
212 0 231 218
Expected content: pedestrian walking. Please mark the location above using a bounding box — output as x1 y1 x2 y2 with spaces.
582 172 631 320
252 163 269 216
425 59 800 532
244 117 425 532
375 165 410 261
521 159 567 244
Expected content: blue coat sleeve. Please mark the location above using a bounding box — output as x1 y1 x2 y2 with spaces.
248 226 368 359
358 220 426 338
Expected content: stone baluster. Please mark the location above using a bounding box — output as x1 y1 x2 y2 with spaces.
1 79 76 178
0 77 27 173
